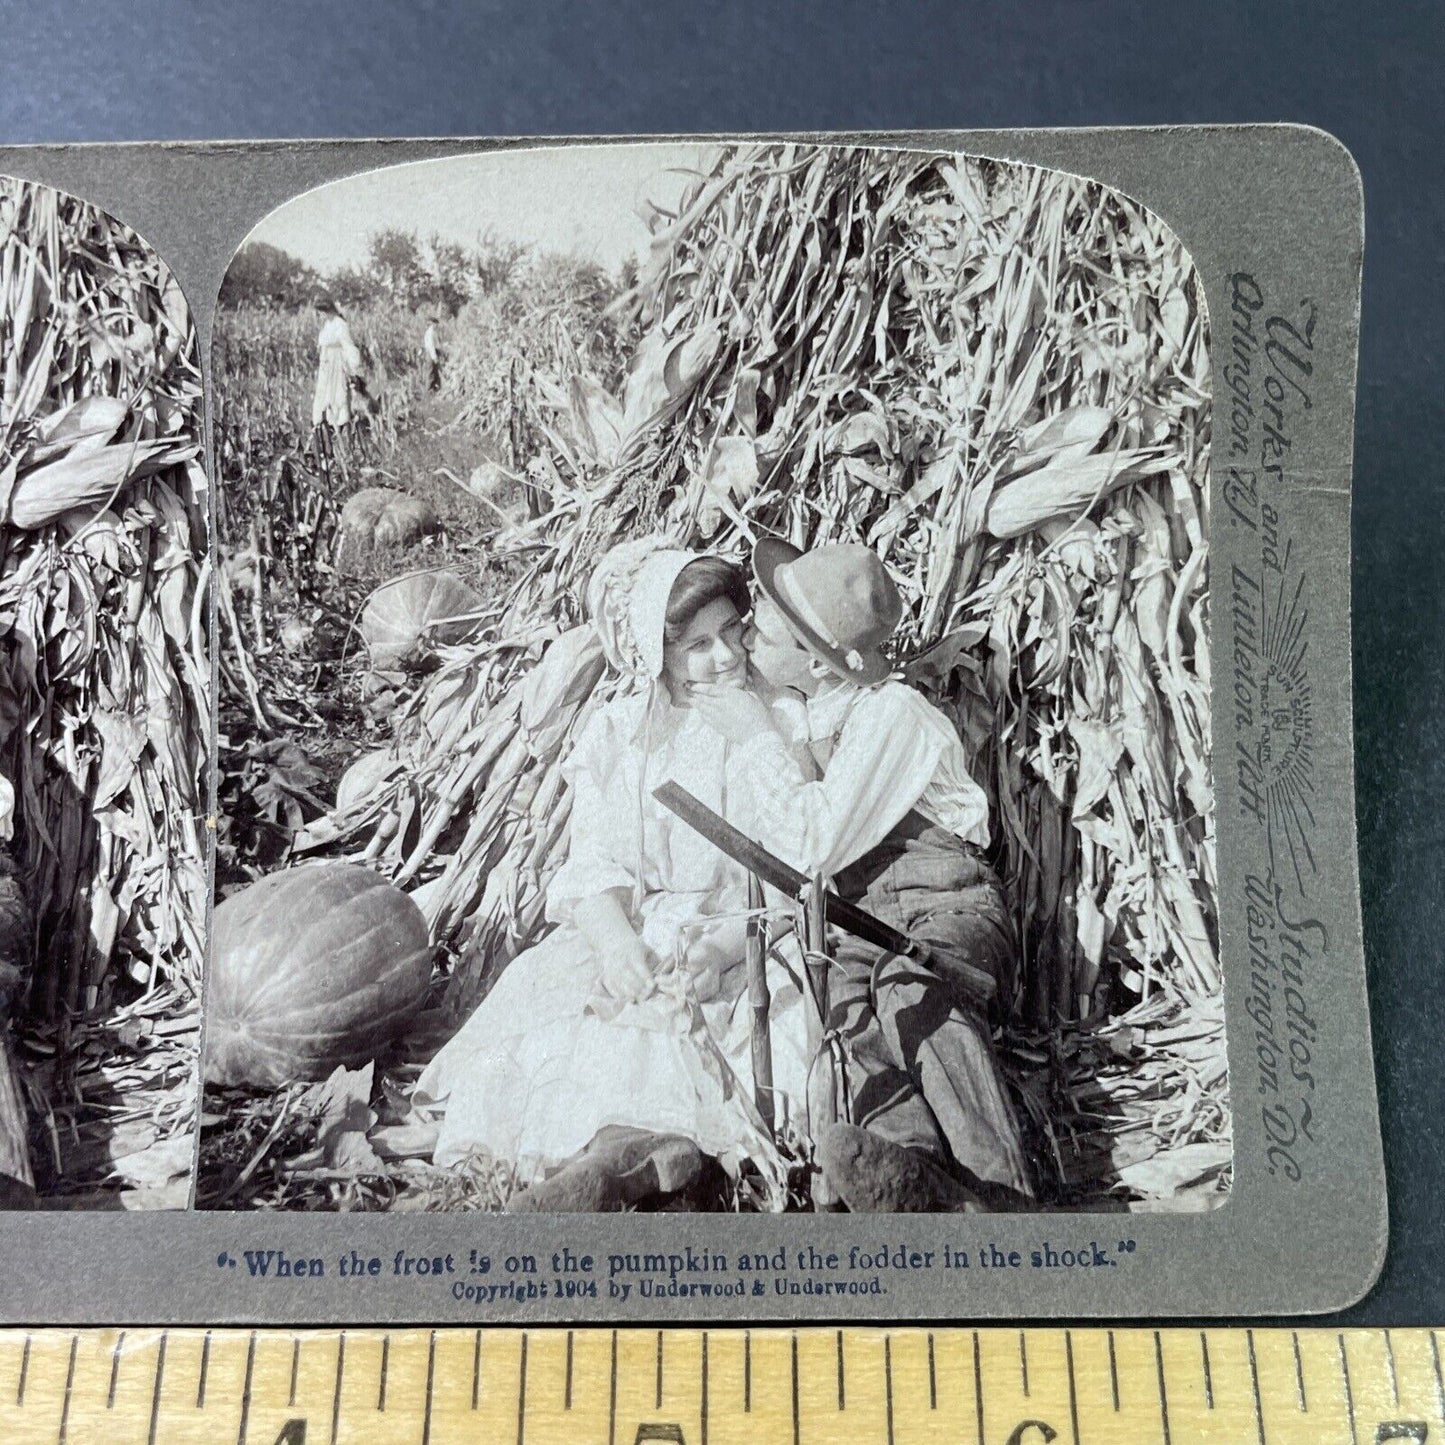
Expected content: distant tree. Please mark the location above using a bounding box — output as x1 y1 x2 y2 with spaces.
367 228 426 309
423 235 474 317
529 254 614 318
219 242 320 309
471 231 528 297
326 264 383 312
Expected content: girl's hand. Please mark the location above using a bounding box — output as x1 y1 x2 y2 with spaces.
601 934 659 1004
690 682 774 744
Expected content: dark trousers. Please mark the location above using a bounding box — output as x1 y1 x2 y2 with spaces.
826 813 1035 1200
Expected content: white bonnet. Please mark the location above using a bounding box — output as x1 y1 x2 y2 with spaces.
586 538 698 679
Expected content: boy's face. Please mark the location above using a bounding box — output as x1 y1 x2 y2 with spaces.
745 597 819 692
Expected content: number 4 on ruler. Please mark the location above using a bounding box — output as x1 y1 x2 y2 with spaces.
271 1424 306 1445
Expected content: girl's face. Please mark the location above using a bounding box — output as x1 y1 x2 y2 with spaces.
662 597 749 700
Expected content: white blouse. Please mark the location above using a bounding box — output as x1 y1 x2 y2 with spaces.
546 689 754 927
734 679 990 879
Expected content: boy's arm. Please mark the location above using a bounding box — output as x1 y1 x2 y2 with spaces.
734 688 947 877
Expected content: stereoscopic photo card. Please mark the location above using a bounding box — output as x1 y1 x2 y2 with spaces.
0 128 1380 1322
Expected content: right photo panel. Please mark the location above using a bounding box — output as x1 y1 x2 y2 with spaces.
200 142 1221 1216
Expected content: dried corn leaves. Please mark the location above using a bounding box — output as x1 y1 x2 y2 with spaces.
0 179 208 1204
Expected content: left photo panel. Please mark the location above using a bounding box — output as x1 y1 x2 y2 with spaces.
0 177 208 1207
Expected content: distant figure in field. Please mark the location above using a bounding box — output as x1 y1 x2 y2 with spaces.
422 314 443 393
311 296 365 433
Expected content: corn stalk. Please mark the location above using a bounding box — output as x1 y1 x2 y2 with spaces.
0 179 208 1203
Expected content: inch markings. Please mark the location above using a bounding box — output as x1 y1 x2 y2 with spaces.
1432 1331 1445 1424
973 1330 985 1445
1064 1330 1080 1445
328 1331 345 1445
884 1334 895 1445
107 1330 124 1409
790 1331 800 1445
517 1331 528 1445
1339 1333 1360 1445
1154 1330 1172 1445
1247 1330 1266 1445
608 1329 618 1445
700 1332 709 1445
422 1329 437 1445
55 1334 76 1445
197 1330 211 1409
146 1333 167 1445
236 1330 256 1445
1 1327 1443 1443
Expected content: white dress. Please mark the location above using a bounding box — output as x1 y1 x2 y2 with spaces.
416 689 810 1191
312 315 362 428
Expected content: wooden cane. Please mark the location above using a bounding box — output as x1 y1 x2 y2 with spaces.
801 874 841 1208
745 873 774 1136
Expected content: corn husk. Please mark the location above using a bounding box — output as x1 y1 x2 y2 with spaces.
8 437 199 530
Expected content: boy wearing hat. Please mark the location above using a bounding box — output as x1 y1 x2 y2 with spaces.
692 539 1035 1212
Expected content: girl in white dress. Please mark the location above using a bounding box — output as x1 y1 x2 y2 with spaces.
416 539 809 1208
311 298 363 431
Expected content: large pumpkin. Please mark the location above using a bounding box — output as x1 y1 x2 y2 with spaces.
338 486 398 539
337 488 443 555
205 864 433 1088
372 495 442 549
360 569 483 667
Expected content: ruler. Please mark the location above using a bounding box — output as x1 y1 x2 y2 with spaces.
0 1326 1437 1444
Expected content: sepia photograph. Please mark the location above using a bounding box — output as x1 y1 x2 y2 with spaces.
200 141 1221 1217
0 176 209 1208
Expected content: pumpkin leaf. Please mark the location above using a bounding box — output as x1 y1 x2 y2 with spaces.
293 1063 386 1175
